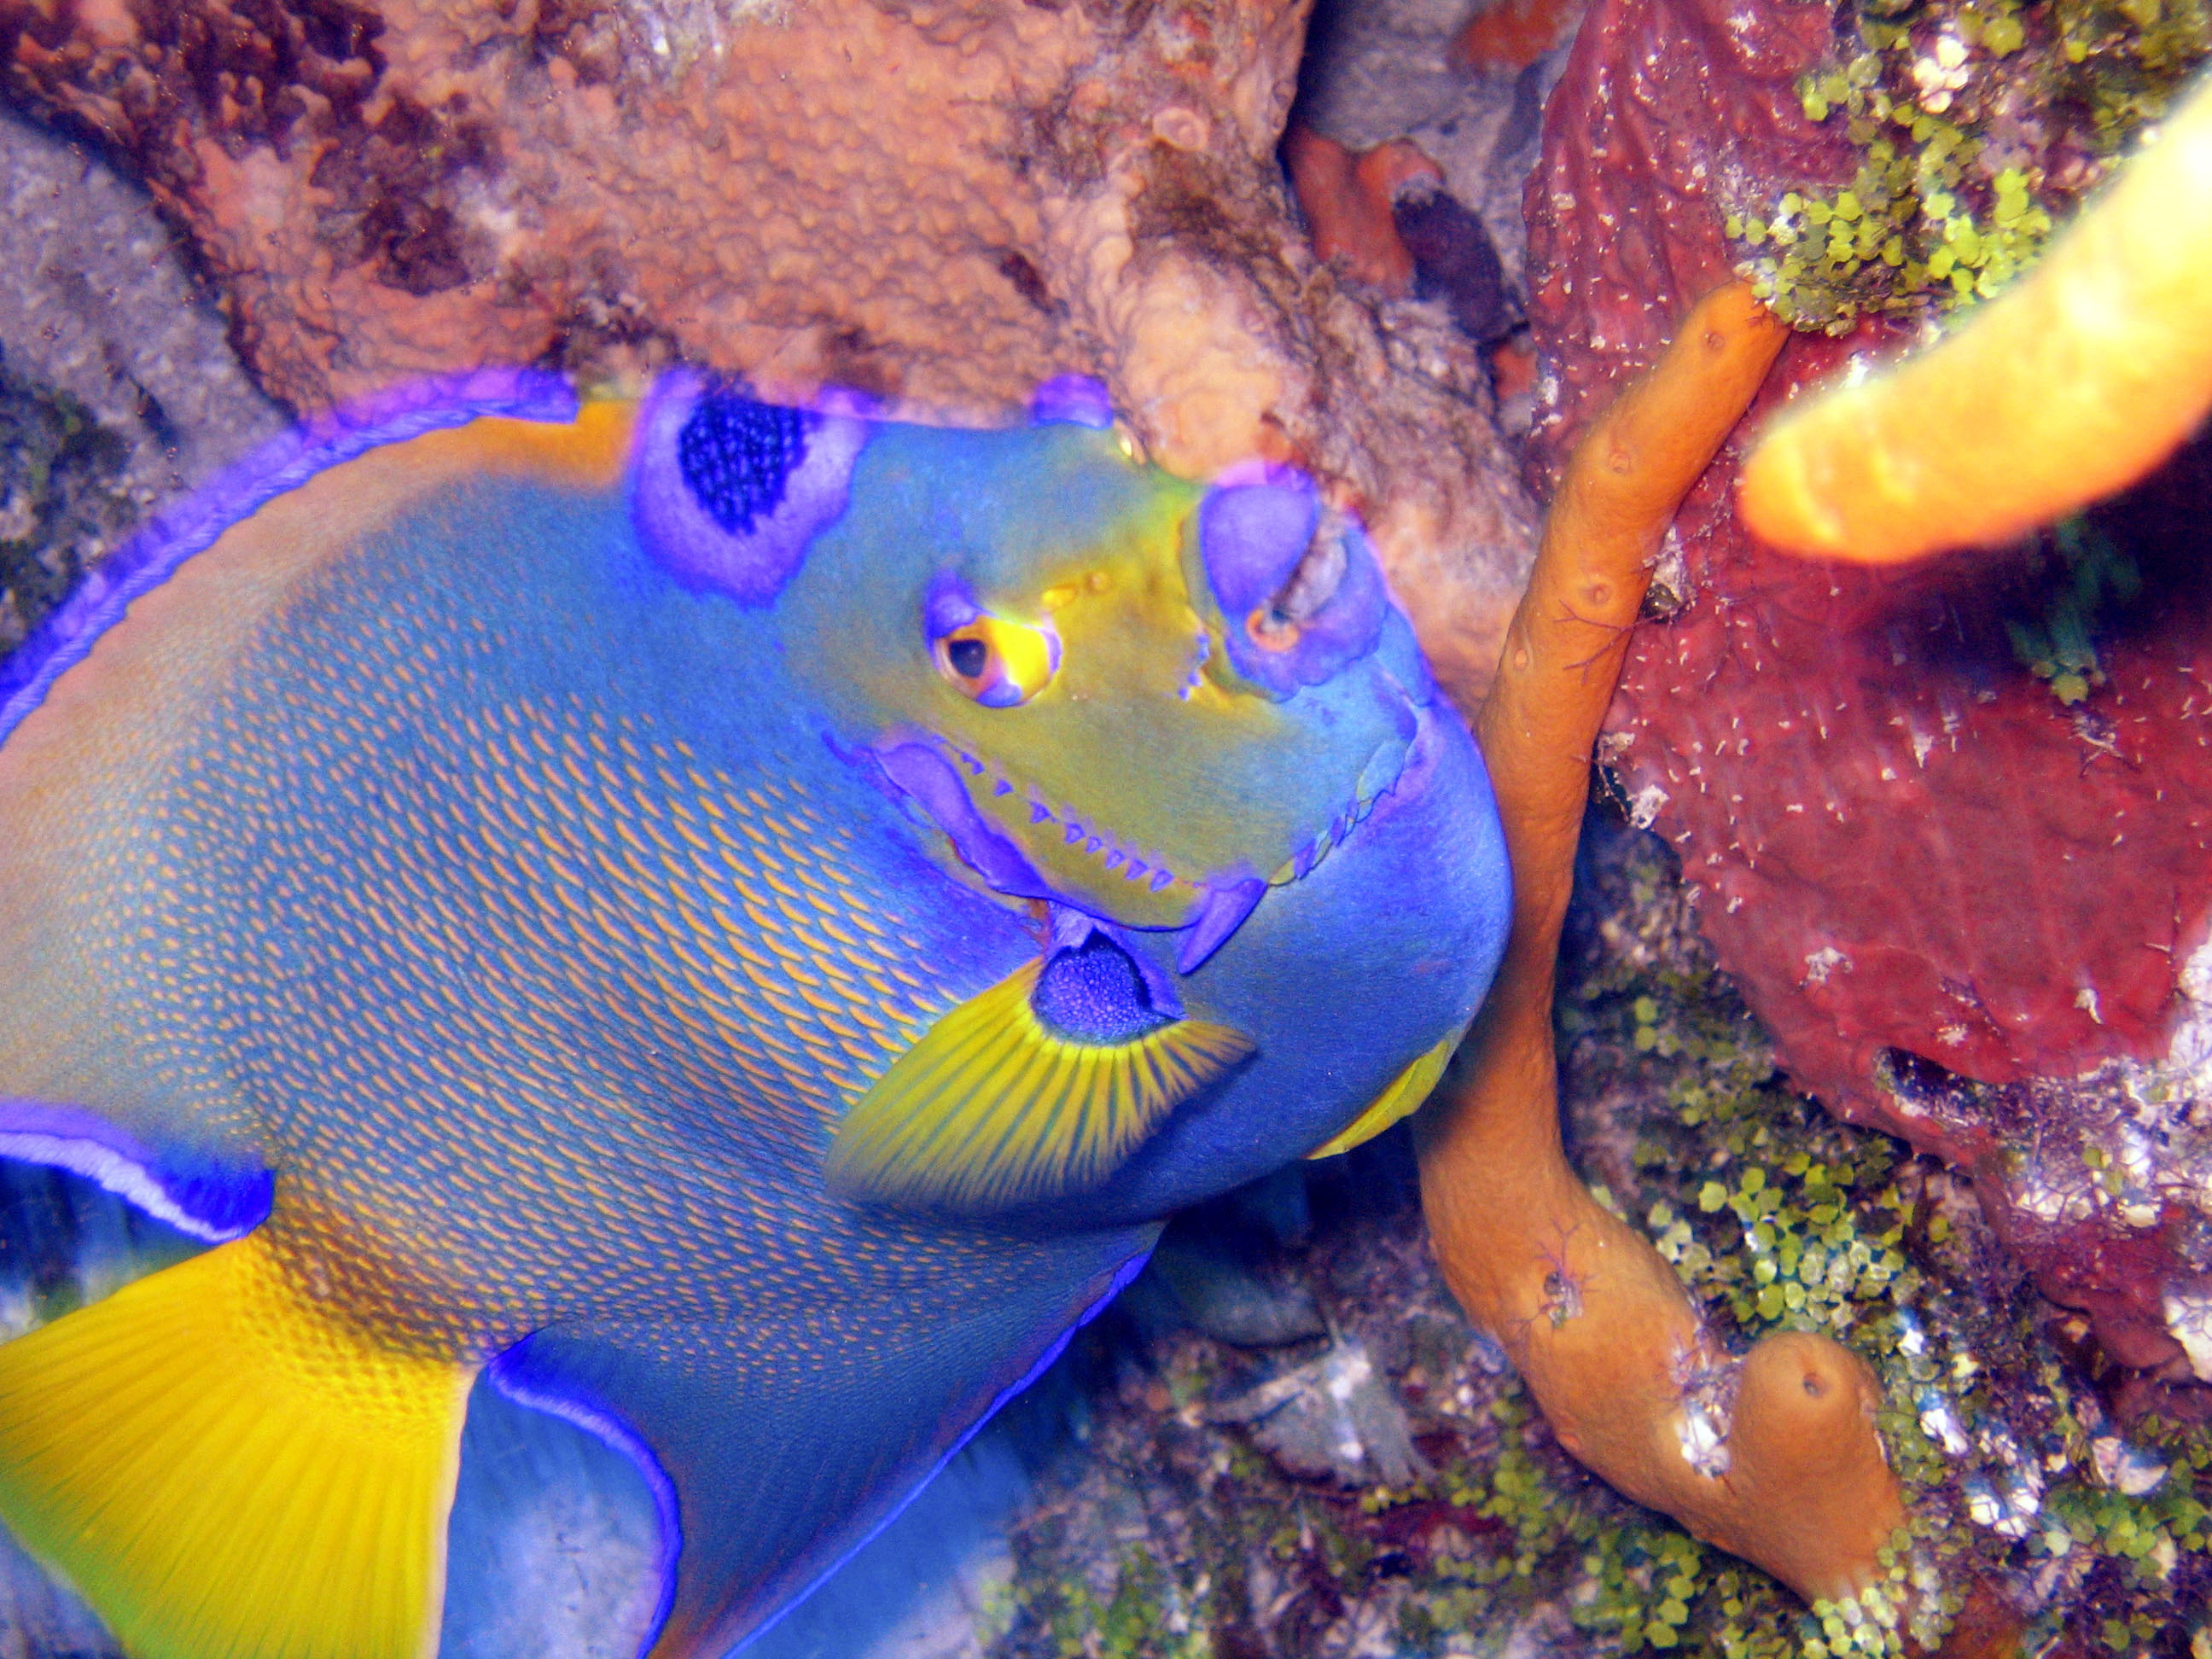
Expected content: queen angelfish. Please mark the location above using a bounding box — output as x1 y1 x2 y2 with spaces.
0 366 1509 1658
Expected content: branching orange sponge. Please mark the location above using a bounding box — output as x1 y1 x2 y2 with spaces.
1739 73 2212 563
1417 283 1908 1605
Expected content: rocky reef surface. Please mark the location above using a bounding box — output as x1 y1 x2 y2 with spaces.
0 0 1540 704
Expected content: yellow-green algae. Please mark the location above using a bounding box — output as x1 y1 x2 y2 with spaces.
1729 0 2209 333
2001 514 2143 704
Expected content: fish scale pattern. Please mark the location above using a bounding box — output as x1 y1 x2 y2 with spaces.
0 405 1512 1659
90 481 1062 1358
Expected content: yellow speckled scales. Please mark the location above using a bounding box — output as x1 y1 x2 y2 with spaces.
0 1234 476 1659
824 961 1254 1212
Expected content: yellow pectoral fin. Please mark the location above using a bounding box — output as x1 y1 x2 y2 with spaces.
1306 1027 1465 1161
826 959 1254 1214
0 1231 476 1659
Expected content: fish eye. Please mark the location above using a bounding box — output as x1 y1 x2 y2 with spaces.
932 614 1059 708
1244 604 1303 654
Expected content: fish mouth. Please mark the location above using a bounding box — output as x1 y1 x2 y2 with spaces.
863 703 1440 974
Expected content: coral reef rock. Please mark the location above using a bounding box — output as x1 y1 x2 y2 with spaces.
0 0 1537 702
1292 0 1575 307
0 109 285 652
1524 0 2212 1374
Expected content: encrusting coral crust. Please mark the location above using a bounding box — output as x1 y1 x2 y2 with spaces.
1281 122 1441 296
0 0 1538 705
1417 282 1908 1609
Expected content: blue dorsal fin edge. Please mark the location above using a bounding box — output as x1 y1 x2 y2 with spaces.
0 368 579 749
0 1099 272 1242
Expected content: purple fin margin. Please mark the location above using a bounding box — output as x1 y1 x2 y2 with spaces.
736 1243 1154 1652
484 1345 684 1659
0 368 578 748
0 1099 271 1243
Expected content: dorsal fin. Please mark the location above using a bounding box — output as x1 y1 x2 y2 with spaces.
0 370 578 750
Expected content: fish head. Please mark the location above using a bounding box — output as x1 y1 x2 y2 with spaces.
633 380 1429 955
628 373 1509 1209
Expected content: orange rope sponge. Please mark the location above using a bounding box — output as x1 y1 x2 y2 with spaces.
1419 282 1908 1606
1739 73 2212 563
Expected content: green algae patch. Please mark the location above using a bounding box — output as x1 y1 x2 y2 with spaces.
1731 0 2209 332
2000 514 2143 705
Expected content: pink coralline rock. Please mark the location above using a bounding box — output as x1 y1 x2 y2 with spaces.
1524 0 2212 1371
0 0 1537 703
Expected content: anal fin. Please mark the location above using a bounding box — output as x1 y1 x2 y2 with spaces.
0 1231 476 1659
1305 1027 1464 1161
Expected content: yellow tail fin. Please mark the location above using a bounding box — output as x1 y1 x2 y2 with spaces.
0 1231 477 1659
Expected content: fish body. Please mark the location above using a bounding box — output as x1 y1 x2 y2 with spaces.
0 370 1508 1658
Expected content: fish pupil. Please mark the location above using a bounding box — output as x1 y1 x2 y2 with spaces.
1032 933 1173 1046
946 637 988 679
678 390 808 536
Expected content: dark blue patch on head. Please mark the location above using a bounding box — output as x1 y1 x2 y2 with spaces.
1032 933 1172 1046
629 369 866 606
678 393 809 536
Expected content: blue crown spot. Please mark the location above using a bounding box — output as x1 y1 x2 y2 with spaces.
677 392 809 536
1031 932 1172 1046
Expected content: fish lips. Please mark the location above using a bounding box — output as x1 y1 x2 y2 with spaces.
860 701 1441 975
